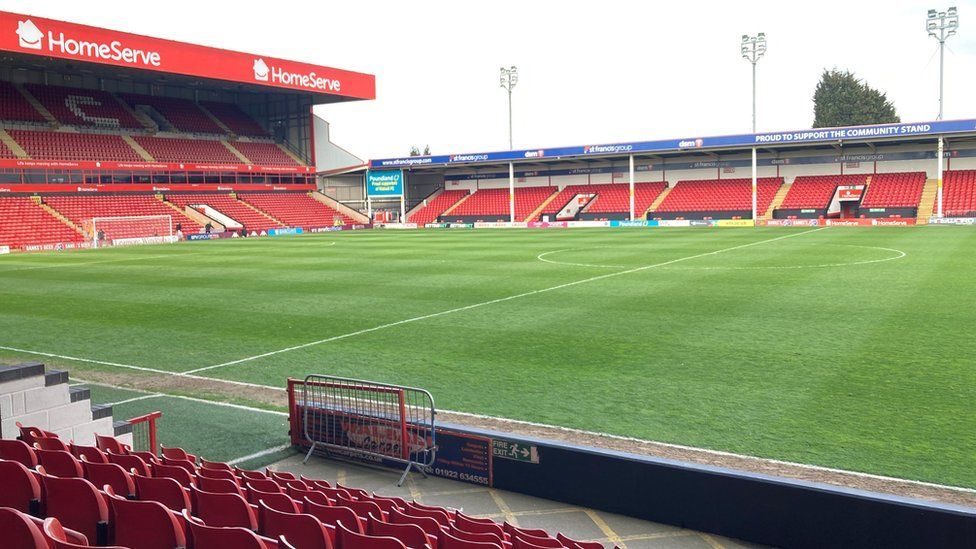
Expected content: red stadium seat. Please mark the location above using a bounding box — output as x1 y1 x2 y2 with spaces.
69 443 108 464
104 487 187 549
34 437 70 452
445 187 557 222
0 460 42 513
0 197 85 251
241 469 271 481
83 460 136 498
197 475 245 496
455 513 506 540
389 507 444 539
408 190 471 225
23 514 88 546
336 494 387 521
16 423 55 447
511 532 563 548
405 501 451 526
161 455 197 473
246 478 284 493
288 486 331 506
450 526 509 549
199 467 239 482
38 470 109 544
42 517 126 549
257 501 334 549
252 490 301 514
302 497 364 534
107 451 152 477
36 449 84 478
183 509 271 549
95 434 131 455
656 178 783 214
860 172 926 209
336 520 405 549
200 458 233 471
0 508 49 549
152 462 195 488
369 515 436 549
440 530 505 549
133 474 191 513
0 440 39 468
556 533 604 549
189 485 257 529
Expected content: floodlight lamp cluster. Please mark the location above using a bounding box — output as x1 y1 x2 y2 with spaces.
927 7 959 38
740 33 766 63
499 66 518 91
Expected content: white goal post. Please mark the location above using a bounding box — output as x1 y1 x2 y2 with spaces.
86 215 178 248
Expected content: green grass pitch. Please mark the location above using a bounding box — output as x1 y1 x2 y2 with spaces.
1 226 975 487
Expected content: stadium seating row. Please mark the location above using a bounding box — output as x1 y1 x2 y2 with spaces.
779 175 869 209
0 197 85 249
656 178 783 214
2 129 301 166
6 82 268 137
943 169 976 216
0 424 608 549
859 172 927 209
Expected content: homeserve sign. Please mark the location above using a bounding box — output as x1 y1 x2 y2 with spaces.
252 58 341 92
17 19 161 66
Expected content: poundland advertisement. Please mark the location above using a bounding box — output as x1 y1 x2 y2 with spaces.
366 170 404 197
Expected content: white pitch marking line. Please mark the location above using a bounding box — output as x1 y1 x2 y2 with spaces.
536 248 626 269
227 444 293 466
660 244 907 271
184 228 826 374
105 394 164 406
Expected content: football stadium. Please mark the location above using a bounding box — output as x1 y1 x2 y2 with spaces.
1 4 975 549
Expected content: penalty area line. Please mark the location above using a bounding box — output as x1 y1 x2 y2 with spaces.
184 227 827 374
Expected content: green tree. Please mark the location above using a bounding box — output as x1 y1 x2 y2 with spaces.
409 145 431 156
812 69 899 128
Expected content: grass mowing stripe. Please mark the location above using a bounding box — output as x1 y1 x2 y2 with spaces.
186 228 824 374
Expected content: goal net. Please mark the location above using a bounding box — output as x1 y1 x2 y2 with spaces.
86 215 177 248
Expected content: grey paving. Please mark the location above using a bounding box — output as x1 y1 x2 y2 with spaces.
270 454 768 549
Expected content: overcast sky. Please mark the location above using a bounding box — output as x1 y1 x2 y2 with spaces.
5 0 975 160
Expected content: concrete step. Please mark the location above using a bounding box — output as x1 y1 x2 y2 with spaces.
69 386 91 403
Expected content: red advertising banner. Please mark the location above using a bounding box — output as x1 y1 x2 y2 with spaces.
0 183 316 194
825 218 916 226
2 11 375 100
837 186 864 200
0 158 314 173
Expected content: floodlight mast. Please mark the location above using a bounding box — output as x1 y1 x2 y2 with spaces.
741 33 766 134
927 7 958 121
499 66 518 150
742 34 766 225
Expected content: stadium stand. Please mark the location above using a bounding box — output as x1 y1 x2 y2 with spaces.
585 182 666 216
406 190 469 225
239 193 353 227
168 193 284 232
0 81 47 124
200 101 268 137
119 94 224 135
1 424 605 549
24 84 143 130
43 195 202 238
8 130 144 162
231 141 301 166
655 177 783 215
445 186 555 221
859 172 926 209
0 137 16 158
0 197 84 249
778 174 868 210
131 136 241 164
943 170 976 216
538 185 601 219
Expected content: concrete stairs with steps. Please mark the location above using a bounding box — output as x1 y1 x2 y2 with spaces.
197 103 235 136
0 128 30 158
111 93 158 132
311 192 370 223
526 189 563 221
14 84 58 127
647 184 674 213
158 196 224 231
0 361 133 447
223 141 252 164
39 202 89 237
234 194 287 226
916 179 939 224
761 182 792 220
440 192 472 217
134 105 175 133
121 134 156 162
